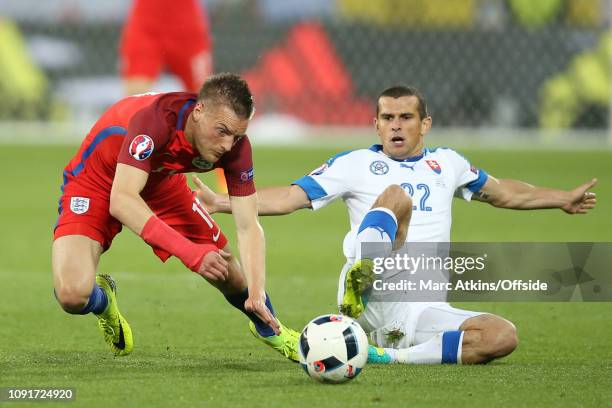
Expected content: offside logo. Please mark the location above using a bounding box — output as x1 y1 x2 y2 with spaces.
129 135 154 161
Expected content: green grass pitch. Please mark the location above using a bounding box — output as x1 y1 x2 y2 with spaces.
0 144 611 407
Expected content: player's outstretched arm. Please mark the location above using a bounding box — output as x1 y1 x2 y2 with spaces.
110 163 155 233
193 175 311 215
472 175 598 214
111 164 228 281
256 185 312 215
229 193 280 334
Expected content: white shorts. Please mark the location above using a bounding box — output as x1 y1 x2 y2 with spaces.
337 261 484 348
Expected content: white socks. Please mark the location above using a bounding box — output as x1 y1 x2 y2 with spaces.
386 331 464 364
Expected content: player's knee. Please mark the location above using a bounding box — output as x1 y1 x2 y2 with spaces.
376 185 412 220
495 320 518 356
482 318 518 359
382 184 409 203
54 285 90 313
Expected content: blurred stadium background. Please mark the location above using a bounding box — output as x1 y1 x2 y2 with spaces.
0 0 610 148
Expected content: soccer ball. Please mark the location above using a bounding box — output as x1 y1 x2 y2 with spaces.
298 314 369 383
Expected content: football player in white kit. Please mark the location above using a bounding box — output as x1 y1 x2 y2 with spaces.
196 86 597 365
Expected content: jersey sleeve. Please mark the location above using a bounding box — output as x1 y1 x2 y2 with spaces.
117 102 172 173
292 152 352 211
445 149 489 201
219 136 256 197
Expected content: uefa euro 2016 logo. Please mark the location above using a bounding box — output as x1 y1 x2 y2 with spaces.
370 160 389 175
129 135 155 161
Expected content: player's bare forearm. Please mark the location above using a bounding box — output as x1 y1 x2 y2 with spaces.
256 185 311 215
112 168 224 278
474 176 597 214
237 221 266 293
230 194 280 333
110 164 155 234
230 194 266 293
194 175 310 215
482 179 569 209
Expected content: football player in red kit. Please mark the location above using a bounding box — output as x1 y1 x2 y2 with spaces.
119 0 228 198
119 0 213 95
52 73 299 361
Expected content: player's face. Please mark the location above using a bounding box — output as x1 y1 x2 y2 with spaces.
190 103 249 163
375 96 431 160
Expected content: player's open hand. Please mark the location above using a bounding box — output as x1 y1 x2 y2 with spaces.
245 293 280 335
196 249 231 281
562 178 597 214
192 175 219 214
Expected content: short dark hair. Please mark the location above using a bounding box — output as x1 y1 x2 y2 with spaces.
376 86 428 119
198 73 254 119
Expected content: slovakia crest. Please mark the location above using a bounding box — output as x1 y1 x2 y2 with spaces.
70 197 90 214
425 159 442 174
370 160 389 175
129 135 154 161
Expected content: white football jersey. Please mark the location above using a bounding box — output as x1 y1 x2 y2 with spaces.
293 145 488 261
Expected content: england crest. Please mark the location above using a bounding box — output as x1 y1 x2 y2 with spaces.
426 159 442 174
70 197 90 214
129 135 154 161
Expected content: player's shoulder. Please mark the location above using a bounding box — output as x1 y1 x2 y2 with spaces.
151 92 197 113
156 91 198 102
325 145 386 166
129 92 197 129
426 146 471 163
124 91 196 111
323 149 358 167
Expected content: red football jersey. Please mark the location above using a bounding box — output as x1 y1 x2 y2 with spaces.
128 0 211 38
61 92 255 200
120 0 213 91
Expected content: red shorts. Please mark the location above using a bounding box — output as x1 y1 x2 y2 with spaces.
54 176 228 262
119 20 212 92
